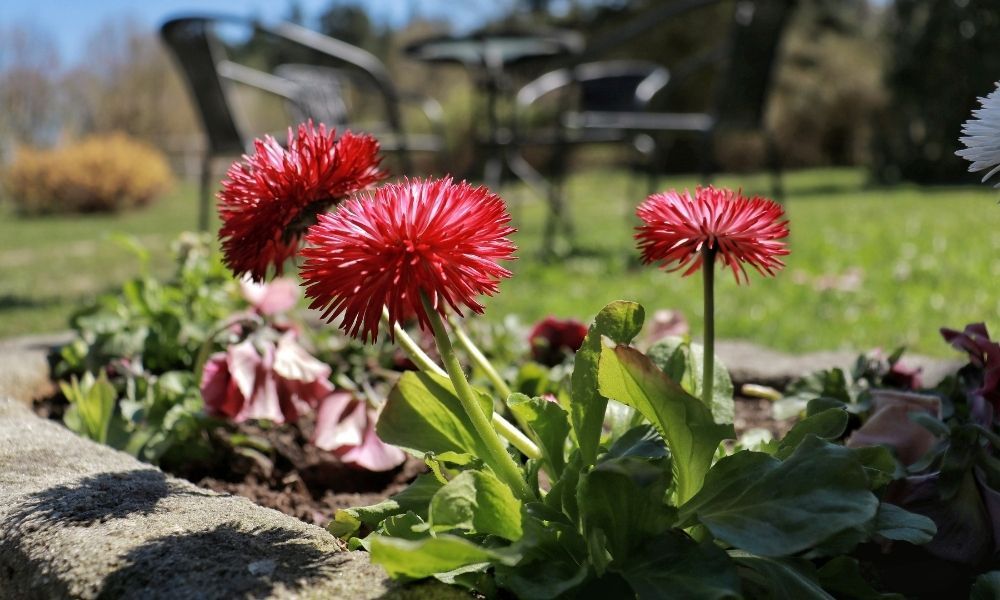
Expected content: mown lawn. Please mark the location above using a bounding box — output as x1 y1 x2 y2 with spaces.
1 168 998 356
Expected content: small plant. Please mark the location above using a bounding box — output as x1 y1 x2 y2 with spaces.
4 132 173 215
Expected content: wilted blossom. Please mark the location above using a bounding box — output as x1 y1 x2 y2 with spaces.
313 391 406 471
883 360 923 390
528 316 589 366
941 323 1000 413
200 333 333 424
846 390 941 466
645 309 690 346
240 276 300 315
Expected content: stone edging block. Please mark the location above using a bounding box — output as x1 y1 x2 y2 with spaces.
0 398 463 599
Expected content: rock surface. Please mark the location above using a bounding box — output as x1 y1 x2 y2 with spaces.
0 332 69 405
716 339 961 390
0 398 462 600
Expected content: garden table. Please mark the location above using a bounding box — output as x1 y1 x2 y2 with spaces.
404 29 583 188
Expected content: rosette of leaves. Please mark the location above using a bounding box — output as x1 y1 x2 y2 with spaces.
330 301 935 598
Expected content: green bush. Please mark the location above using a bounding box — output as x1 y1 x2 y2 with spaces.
4 132 173 215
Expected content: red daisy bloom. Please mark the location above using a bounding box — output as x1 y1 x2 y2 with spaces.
217 121 385 281
299 178 517 343
635 186 789 284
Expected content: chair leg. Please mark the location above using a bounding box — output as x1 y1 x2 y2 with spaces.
699 131 715 186
199 154 212 232
765 131 785 203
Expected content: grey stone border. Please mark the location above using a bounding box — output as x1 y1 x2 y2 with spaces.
0 398 463 599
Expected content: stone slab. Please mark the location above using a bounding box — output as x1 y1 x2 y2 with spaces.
716 339 962 390
0 332 71 405
0 398 462 599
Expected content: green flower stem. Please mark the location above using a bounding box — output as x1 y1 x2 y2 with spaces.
447 317 512 398
379 307 540 460
381 307 447 377
702 246 716 409
448 316 542 461
420 293 534 500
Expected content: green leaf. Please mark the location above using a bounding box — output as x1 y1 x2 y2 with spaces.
571 301 645 466
543 450 582 523
735 555 834 600
60 371 118 444
679 437 878 556
507 393 570 476
494 516 589 600
370 533 519 579
647 336 735 425
429 470 523 541
599 424 668 463
598 342 733 503
615 532 740 600
971 572 1000 600
872 502 936 544
775 408 849 459
328 474 443 537
578 456 676 562
377 371 493 458
853 445 903 489
380 512 427 540
816 556 901 600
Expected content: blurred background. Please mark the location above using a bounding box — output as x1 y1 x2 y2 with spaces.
1 0 999 356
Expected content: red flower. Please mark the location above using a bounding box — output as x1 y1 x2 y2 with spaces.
300 177 517 343
217 122 385 281
635 186 789 284
528 316 589 366
941 323 1000 411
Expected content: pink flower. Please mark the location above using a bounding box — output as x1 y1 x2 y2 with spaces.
200 333 333 424
300 177 517 343
635 186 789 284
313 392 406 471
240 277 300 315
528 316 589 366
645 309 690 345
217 122 385 281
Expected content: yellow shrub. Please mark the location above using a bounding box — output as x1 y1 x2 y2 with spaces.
4 133 173 215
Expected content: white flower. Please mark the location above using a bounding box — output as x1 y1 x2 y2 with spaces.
957 82 1000 188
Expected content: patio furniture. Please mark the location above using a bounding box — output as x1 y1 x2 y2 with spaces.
403 29 584 189
513 0 795 257
160 15 444 231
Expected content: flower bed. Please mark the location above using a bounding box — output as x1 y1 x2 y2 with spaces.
23 109 1000 598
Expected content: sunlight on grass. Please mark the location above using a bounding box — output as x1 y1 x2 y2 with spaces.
1 169 998 356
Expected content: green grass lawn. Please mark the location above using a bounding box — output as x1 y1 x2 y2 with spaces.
2 169 998 356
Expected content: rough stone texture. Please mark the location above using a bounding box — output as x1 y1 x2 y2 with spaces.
0 332 71 404
0 399 464 600
716 339 962 390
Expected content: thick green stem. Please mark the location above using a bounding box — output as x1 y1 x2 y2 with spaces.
448 317 512 398
381 307 540 460
702 246 716 409
420 294 534 500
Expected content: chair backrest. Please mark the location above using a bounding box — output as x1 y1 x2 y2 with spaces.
160 16 247 155
712 0 795 129
574 61 670 113
160 15 408 158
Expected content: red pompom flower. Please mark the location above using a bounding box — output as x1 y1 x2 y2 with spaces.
635 186 789 284
217 122 385 281
300 177 517 343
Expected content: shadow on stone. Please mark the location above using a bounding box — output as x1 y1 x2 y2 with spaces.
9 469 204 527
96 522 350 599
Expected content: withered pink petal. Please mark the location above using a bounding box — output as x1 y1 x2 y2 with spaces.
313 392 365 450
241 277 300 315
338 410 406 471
